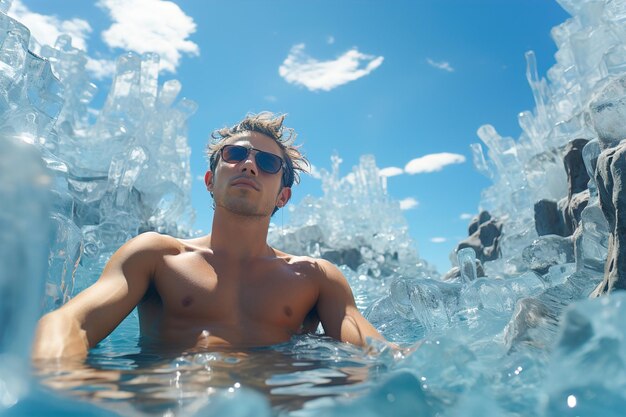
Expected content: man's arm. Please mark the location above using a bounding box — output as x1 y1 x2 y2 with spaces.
32 232 164 359
314 259 385 347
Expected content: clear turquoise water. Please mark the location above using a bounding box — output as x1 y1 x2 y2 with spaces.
26 312 393 417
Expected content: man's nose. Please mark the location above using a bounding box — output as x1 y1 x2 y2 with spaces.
240 156 258 175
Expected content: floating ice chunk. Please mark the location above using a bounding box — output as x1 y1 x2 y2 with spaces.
457 247 478 284
521 235 575 273
312 371 433 417
390 278 460 331
542 292 626 417
574 204 609 273
582 138 601 196
542 263 576 287
0 137 51 409
589 75 626 149
46 213 82 311
460 278 515 313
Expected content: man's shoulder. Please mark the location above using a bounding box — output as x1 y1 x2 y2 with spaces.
282 254 343 281
119 231 185 257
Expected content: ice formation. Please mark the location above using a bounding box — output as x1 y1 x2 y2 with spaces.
2 0 626 416
0 3 196 412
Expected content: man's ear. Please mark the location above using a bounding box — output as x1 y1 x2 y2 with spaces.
205 170 214 192
276 187 291 208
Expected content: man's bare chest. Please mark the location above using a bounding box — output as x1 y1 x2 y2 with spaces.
148 251 319 329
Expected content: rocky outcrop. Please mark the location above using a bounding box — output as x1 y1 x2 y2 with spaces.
534 139 590 237
591 140 626 296
456 210 503 263
534 199 567 236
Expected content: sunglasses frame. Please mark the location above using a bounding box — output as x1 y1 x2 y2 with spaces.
219 144 286 176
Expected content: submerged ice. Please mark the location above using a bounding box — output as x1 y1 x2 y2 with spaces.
2 0 626 416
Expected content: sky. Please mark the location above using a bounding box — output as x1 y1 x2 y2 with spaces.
8 0 571 273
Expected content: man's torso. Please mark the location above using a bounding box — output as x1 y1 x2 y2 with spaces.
137 236 321 351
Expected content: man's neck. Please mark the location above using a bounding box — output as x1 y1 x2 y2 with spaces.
208 207 273 261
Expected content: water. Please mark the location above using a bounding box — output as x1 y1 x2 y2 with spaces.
3 0 626 416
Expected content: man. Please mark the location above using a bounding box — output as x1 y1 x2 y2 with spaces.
32 112 385 359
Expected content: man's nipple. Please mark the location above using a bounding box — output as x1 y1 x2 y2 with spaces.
182 295 194 307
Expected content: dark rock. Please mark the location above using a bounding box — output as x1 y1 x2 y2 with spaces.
563 138 590 197
535 139 592 238
457 211 503 263
591 141 626 296
534 199 567 236
560 189 590 235
468 211 491 235
321 248 362 271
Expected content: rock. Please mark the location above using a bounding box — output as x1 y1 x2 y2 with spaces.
456 211 503 263
321 248 362 270
535 139 591 238
559 189 590 235
560 138 591 236
591 140 626 296
468 211 491 235
534 199 567 236
563 138 590 197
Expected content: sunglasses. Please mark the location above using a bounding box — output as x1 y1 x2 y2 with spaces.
220 144 286 175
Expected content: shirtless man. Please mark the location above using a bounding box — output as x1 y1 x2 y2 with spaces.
32 112 385 359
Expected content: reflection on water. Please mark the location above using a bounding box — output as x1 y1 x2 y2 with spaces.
34 334 390 417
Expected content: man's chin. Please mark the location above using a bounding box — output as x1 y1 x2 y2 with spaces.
218 201 270 218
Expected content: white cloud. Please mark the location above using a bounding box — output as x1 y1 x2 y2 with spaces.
430 237 447 243
8 0 92 51
85 57 117 80
327 35 335 45
399 197 419 210
460 213 473 220
264 95 278 103
279 43 384 92
405 153 465 174
97 0 199 74
379 166 403 178
426 58 454 73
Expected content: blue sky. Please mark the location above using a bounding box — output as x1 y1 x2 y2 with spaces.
9 0 570 272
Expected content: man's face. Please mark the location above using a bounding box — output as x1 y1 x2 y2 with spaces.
205 131 291 217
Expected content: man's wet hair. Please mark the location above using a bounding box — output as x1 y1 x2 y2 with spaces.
207 112 309 189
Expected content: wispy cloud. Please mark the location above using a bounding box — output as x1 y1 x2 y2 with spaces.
327 35 335 45
8 0 92 51
379 166 403 178
399 197 419 210
430 237 447 243
460 213 473 220
309 164 322 180
97 0 199 74
426 58 454 73
279 43 384 92
264 95 278 103
405 153 465 175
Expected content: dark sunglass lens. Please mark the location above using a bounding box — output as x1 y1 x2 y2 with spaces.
256 152 282 174
222 145 248 162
